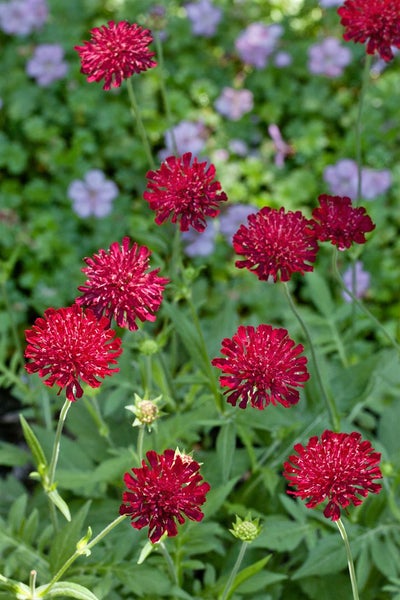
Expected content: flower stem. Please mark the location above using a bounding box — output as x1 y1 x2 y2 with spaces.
159 541 179 586
126 77 155 170
336 518 360 600
282 282 340 431
220 541 248 600
154 32 178 156
48 398 72 487
137 424 145 463
355 54 372 206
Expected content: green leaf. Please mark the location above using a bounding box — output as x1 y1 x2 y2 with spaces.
305 270 335 318
48 502 91 574
0 441 30 467
36 581 99 599
222 555 273 599
370 533 400 579
202 477 240 519
47 489 71 522
19 414 48 470
216 421 236 482
252 515 309 552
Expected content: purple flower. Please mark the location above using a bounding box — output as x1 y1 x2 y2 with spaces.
319 0 342 6
308 37 352 77
219 204 258 244
324 159 391 200
26 44 68 86
274 51 292 67
0 0 48 35
228 139 249 156
161 121 208 159
68 170 119 218
342 261 370 301
235 23 283 69
268 124 294 167
185 0 222 37
181 220 217 257
215 87 254 121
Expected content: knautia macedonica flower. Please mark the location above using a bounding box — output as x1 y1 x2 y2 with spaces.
24 304 122 402
120 449 210 543
338 0 400 62
311 194 375 250
74 21 157 90
233 206 319 282
283 430 383 520
143 152 228 232
76 237 169 331
212 324 309 410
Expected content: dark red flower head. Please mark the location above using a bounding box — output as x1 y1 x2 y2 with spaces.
143 152 228 232
24 304 122 402
75 21 157 90
311 194 375 250
233 206 318 282
76 237 169 331
212 324 309 410
283 430 382 521
120 449 210 543
338 0 400 62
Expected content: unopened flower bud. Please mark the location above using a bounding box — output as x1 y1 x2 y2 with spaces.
229 514 261 543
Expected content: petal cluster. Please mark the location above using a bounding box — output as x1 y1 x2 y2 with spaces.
24 304 122 401
233 206 318 282
283 430 382 520
143 152 228 232
338 0 400 62
212 324 309 410
76 237 169 331
311 194 375 250
75 21 156 90
120 449 210 543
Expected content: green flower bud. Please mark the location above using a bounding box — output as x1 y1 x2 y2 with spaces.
229 514 261 543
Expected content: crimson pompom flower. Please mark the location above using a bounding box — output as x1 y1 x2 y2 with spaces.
310 194 375 250
76 237 169 331
211 324 309 410
119 449 211 543
338 0 400 62
233 206 319 282
74 21 157 90
283 430 383 521
24 304 122 402
143 152 228 232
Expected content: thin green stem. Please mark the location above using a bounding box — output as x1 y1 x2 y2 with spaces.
355 54 372 206
29 570 37 596
48 399 72 487
154 32 178 156
283 282 340 431
83 396 113 446
336 518 360 600
220 541 248 600
159 541 179 587
126 77 155 170
137 425 145 464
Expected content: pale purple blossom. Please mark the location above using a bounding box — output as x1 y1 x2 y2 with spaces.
161 120 208 159
235 23 283 69
308 37 352 78
185 0 222 37
215 87 253 121
319 0 342 7
342 261 370 302
0 0 48 35
26 44 68 87
68 170 119 218
268 124 294 167
324 159 391 200
228 139 249 156
219 204 258 244
182 220 217 257
274 51 292 67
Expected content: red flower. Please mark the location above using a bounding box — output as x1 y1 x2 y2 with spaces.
120 449 210 543
143 153 228 232
76 237 169 331
74 21 157 90
338 0 400 62
283 430 382 521
24 304 122 402
311 194 375 250
233 206 318 282
211 324 309 410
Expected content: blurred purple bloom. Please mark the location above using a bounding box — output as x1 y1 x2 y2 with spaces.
235 23 283 69
161 121 208 159
0 0 48 35
182 220 217 257
308 37 352 77
268 124 294 167
219 204 258 245
215 87 253 121
319 0 342 6
274 51 292 67
228 139 249 156
185 0 222 37
342 261 370 302
371 47 399 75
68 170 119 218
26 44 68 87
324 159 391 200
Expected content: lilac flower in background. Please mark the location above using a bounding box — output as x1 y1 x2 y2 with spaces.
219 204 258 244
228 139 249 157
215 87 254 121
182 220 217 257
274 51 292 67
319 0 342 7
0 0 48 35
342 261 371 302
371 48 399 75
324 159 391 200
161 121 208 159
308 37 352 77
26 44 68 87
185 0 222 37
268 124 294 167
68 170 119 218
235 23 283 69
